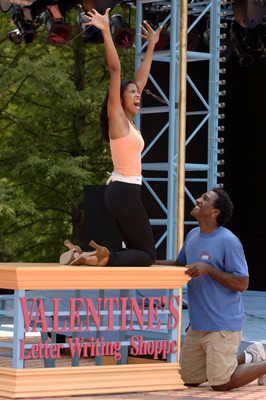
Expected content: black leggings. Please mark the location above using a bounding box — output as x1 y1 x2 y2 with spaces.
104 181 156 266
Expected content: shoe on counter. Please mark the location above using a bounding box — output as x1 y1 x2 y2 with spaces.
60 249 76 265
69 251 97 266
89 240 110 266
64 239 82 254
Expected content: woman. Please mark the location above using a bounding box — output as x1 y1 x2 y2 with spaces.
66 8 162 267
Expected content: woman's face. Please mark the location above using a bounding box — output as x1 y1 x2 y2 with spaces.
121 83 140 115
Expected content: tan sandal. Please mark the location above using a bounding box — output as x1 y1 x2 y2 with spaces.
69 251 97 266
64 239 82 254
60 250 76 265
89 240 110 266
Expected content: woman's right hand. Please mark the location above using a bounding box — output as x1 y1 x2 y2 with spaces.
84 8 110 32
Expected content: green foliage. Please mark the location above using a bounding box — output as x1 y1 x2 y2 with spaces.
0 7 135 262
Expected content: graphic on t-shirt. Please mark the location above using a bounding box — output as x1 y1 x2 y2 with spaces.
200 250 211 261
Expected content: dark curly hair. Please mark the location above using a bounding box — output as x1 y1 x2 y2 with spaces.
212 188 234 226
100 79 136 142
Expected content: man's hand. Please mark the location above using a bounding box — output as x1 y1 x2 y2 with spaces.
185 262 249 292
185 262 211 277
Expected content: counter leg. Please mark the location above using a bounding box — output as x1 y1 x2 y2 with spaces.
167 288 178 363
118 289 130 365
13 289 25 369
95 289 104 366
72 289 81 367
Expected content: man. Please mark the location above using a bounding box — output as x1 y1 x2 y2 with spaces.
165 188 266 390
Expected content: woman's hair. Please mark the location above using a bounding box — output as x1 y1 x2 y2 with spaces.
212 188 234 226
100 79 136 142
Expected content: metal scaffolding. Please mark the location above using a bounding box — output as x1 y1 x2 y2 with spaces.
135 0 227 258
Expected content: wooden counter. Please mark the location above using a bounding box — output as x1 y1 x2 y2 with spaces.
0 263 190 399
0 263 189 290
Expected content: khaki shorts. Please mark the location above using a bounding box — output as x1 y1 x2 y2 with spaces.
180 325 241 386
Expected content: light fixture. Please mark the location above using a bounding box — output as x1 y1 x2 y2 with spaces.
231 0 266 29
109 14 135 49
217 172 225 177
217 159 225 165
220 23 228 29
217 148 225 154
40 5 73 45
8 29 22 44
230 21 255 67
76 12 103 44
154 25 170 51
216 183 224 188
218 126 225 131
203 20 233 61
94 0 118 14
220 40 234 61
0 0 12 13
187 31 201 51
10 4 37 44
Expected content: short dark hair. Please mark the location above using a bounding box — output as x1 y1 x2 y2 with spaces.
100 79 136 142
212 188 234 226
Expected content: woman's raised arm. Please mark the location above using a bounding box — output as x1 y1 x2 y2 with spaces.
85 8 121 117
134 21 163 94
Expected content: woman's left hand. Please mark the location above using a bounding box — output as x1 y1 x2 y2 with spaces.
138 21 163 46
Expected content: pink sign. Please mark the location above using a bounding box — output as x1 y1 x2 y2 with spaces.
19 295 180 361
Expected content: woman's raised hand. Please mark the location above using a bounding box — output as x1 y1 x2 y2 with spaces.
85 8 110 32
138 21 163 47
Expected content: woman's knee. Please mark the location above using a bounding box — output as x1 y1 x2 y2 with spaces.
145 251 156 266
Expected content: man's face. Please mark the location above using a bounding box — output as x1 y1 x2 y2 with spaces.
191 191 219 220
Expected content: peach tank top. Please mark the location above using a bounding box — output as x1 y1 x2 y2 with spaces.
110 120 144 177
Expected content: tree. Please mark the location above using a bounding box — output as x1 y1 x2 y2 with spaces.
0 7 135 262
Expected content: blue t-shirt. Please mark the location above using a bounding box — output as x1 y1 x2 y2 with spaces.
177 226 249 331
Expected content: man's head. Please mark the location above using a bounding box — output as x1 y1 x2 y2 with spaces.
191 188 234 226
212 188 234 226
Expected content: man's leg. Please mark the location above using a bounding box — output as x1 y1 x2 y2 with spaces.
180 326 207 386
213 341 266 391
212 361 266 391
200 330 240 390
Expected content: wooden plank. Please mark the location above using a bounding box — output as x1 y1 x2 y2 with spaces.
0 264 190 290
0 363 186 398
